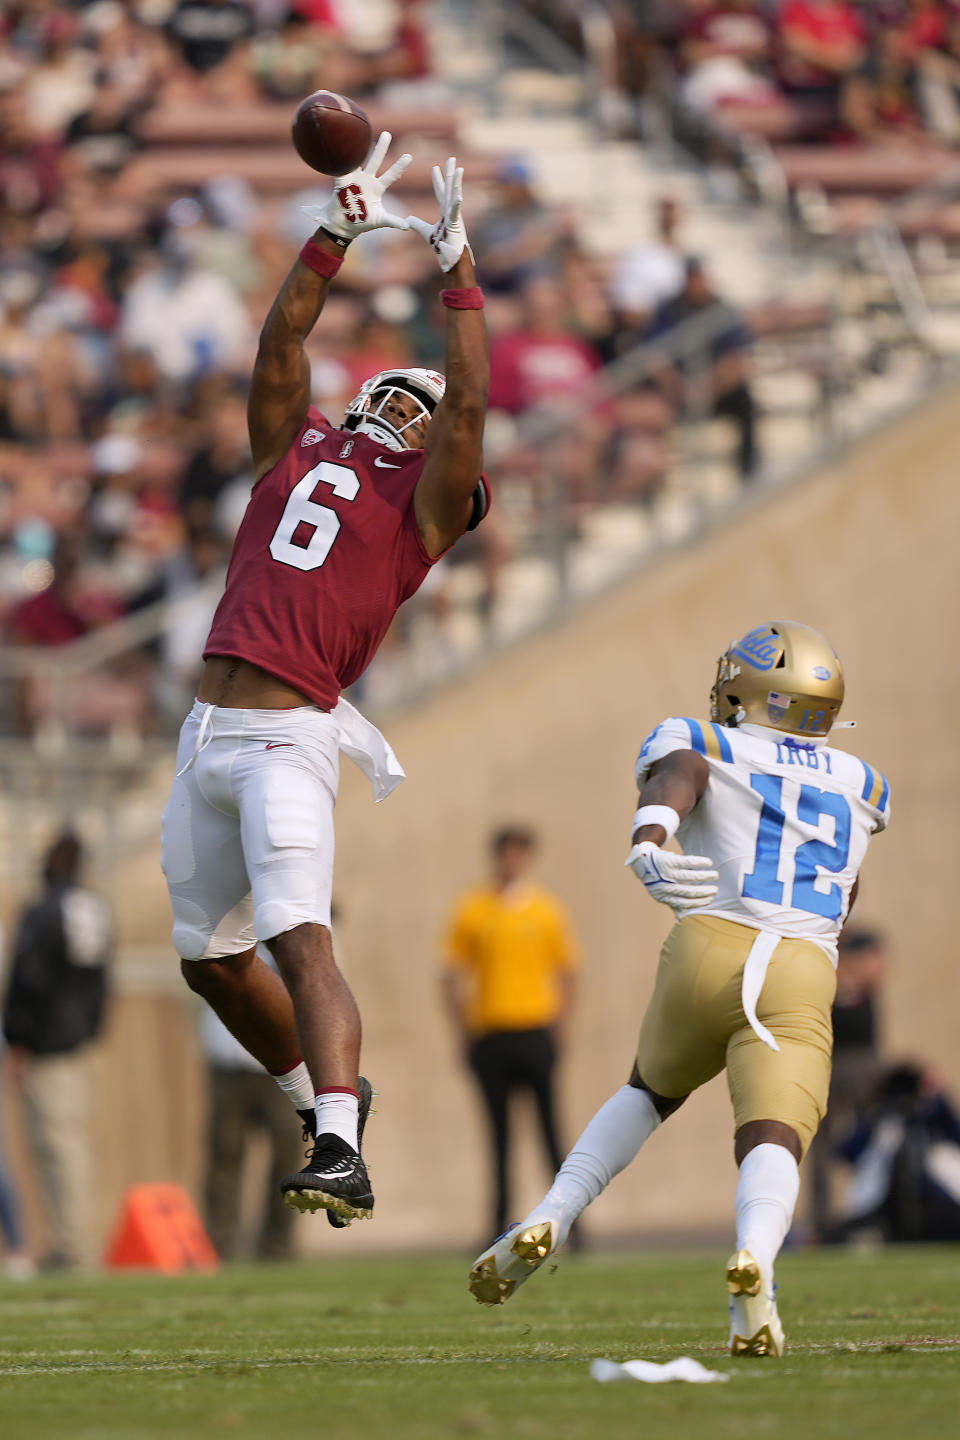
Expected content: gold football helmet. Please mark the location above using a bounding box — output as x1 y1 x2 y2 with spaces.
710 621 844 737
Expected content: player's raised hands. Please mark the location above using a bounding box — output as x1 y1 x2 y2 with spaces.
625 841 719 916
303 131 411 242
406 156 474 272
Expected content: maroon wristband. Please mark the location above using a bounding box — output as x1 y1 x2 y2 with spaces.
440 286 485 310
299 239 343 279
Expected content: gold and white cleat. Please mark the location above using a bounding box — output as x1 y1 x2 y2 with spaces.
469 1219 557 1307
726 1249 785 1357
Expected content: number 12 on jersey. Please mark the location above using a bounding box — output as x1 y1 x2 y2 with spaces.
270 460 360 571
742 774 851 919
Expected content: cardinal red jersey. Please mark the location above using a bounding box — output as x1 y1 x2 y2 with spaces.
204 410 440 709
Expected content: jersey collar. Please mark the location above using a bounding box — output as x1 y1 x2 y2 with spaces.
739 722 828 748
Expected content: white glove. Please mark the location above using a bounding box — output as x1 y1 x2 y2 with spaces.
406 155 474 272
302 131 411 242
625 841 719 916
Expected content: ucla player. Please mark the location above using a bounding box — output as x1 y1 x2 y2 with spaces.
469 622 890 1357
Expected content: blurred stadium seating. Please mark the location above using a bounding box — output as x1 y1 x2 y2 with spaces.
1 0 959 850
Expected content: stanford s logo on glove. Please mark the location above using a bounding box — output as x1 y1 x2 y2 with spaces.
336 184 367 224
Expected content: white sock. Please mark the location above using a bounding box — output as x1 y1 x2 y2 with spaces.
270 1060 315 1112
735 1143 800 1282
525 1086 661 1246
315 1089 359 1150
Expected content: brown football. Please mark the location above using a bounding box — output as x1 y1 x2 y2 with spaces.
291 91 372 177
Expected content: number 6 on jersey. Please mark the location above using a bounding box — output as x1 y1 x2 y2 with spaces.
270 460 360 571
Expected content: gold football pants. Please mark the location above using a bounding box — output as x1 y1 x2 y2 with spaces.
636 913 836 1155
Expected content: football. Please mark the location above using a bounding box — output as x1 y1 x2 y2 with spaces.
291 91 372 177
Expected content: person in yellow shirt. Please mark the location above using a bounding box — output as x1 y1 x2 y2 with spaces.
441 825 580 1239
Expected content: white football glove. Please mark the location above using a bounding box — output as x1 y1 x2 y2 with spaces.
406 155 474 272
625 841 719 916
302 131 411 242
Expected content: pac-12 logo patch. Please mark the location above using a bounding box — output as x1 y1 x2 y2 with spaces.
811 666 832 680
301 428 325 446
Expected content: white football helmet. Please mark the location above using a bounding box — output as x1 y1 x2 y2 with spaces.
343 367 446 451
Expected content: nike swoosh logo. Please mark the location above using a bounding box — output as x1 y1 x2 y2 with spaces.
265 743 294 750
373 457 401 469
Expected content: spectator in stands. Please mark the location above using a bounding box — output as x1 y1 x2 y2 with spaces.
341 302 418 395
101 347 187 442
776 0 867 134
178 376 253 535
5 531 121 734
645 256 758 479
131 523 229 722
0 267 47 443
362 0 435 94
86 431 147 562
23 10 95 141
605 196 688 350
778 0 868 88
473 158 575 296
605 383 675 506
919 8 960 142
487 275 602 417
119 198 253 384
441 825 580 1241
0 80 61 217
200 969 303 1261
82 0 170 111
6 530 118 649
2 830 113 1270
679 0 780 121
164 0 256 99
43 240 119 344
809 924 890 1238
898 0 949 55
250 6 330 101
63 74 144 181
842 12 930 146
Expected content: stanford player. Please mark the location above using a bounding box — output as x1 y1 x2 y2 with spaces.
161 136 489 1225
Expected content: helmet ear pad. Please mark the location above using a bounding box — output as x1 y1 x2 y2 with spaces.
710 621 844 737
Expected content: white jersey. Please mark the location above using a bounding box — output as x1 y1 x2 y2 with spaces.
636 717 890 961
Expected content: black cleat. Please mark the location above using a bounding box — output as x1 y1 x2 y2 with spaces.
282 1077 375 1227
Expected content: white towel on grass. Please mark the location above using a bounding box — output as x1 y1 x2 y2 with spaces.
591 1357 729 1384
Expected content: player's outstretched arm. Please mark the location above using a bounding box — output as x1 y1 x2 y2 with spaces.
408 159 490 557
249 133 412 481
248 233 340 482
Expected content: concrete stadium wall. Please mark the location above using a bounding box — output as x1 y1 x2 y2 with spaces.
5 386 958 1261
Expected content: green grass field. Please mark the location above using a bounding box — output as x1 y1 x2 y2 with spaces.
1 1245 958 1439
